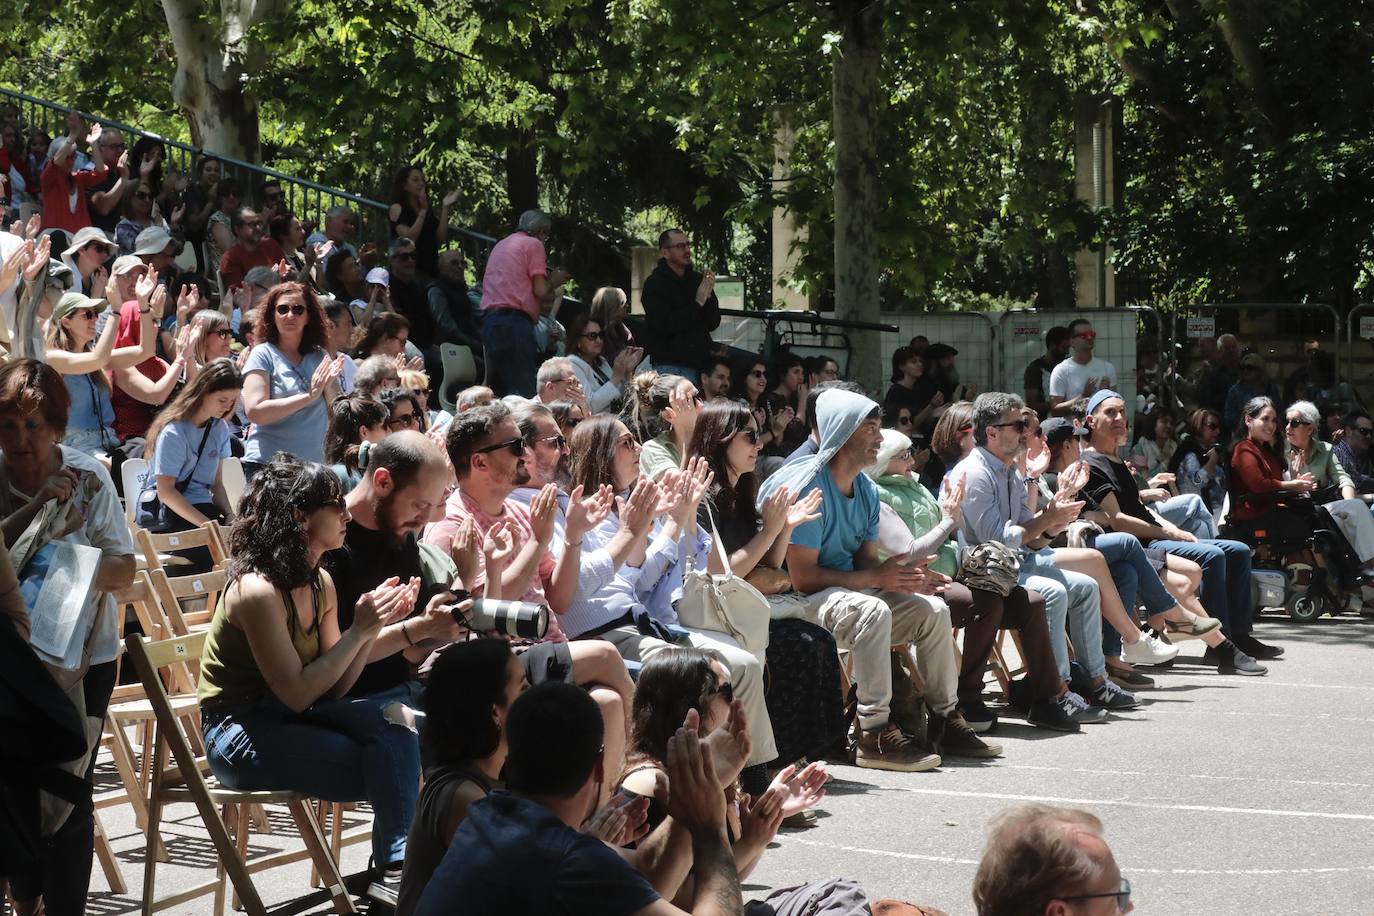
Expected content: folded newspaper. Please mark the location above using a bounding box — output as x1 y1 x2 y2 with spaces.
13 475 103 670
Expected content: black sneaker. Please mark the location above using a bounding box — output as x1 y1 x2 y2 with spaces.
1027 697 1082 732
1232 633 1284 659
366 863 403 909
1090 679 1140 710
957 701 998 734
1207 641 1268 676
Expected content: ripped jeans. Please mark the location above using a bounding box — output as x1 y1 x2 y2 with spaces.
202 681 421 867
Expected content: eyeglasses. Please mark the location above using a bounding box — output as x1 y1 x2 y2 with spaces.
70 308 99 321
476 437 526 456
959 424 974 434
388 413 420 430
897 415 914 426
275 303 307 316
134 191 152 200
1286 419 1312 428
737 429 759 445
564 417 581 429
84 243 113 257
307 496 347 512
710 681 734 704
664 241 691 251
1059 877 1131 911
991 419 1030 433
580 331 603 341
394 252 416 262
1204 422 1221 431
749 370 767 379
535 434 567 450
615 433 640 452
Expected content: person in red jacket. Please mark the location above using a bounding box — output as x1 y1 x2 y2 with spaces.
1229 395 1319 574
40 122 108 237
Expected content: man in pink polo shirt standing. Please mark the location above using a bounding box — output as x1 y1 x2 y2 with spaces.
479 209 570 397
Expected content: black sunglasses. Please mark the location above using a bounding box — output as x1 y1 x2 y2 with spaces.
476 437 526 456
749 370 767 379
535 434 567 450
275 303 307 316
711 680 734 704
991 419 1030 433
209 328 233 338
394 252 416 262
580 331 603 341
134 190 152 200
737 429 760 445
1286 419 1312 428
388 413 420 429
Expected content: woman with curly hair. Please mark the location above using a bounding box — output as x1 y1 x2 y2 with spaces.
197 453 419 903
240 281 345 476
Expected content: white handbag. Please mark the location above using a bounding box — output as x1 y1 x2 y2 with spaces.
676 507 771 654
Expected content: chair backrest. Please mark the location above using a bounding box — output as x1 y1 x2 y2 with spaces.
134 523 228 571
148 566 227 635
218 457 246 520
112 570 168 641
120 457 149 525
438 343 477 413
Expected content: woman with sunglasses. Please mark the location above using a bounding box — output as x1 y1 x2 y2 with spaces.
325 394 389 490
241 282 345 477
59 226 117 297
44 281 162 458
353 311 412 362
565 312 642 414
1169 408 1227 514
731 357 787 461
547 398 583 439
587 286 639 367
380 386 428 435
115 178 174 256
198 454 419 895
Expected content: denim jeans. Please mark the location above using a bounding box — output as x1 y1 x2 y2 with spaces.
481 309 539 398
202 681 422 867
1150 538 1253 637
1094 532 1176 657
1019 548 1106 681
1156 493 1219 539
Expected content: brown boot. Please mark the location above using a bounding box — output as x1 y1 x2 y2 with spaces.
855 723 941 772
932 713 1003 758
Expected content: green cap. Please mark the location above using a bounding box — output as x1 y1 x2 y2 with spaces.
50 291 107 325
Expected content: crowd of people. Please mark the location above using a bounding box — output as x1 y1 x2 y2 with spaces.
6 104 1374 916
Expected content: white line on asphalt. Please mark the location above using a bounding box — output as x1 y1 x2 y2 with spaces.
998 763 1374 792
1156 674 1371 690
881 786 1374 821
782 838 1374 876
1135 707 1374 724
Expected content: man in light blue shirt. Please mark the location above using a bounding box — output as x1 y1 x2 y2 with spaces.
952 392 1138 717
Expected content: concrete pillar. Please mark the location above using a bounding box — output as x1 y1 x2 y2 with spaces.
1073 95 1119 309
772 121 811 311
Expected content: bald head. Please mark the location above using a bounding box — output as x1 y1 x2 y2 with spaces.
357 430 452 541
973 805 1121 916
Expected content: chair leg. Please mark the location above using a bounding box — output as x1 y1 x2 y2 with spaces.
287 800 357 914
143 741 168 916
309 799 326 888
107 718 170 861
216 804 233 916
93 812 127 895
232 804 250 912
248 803 272 834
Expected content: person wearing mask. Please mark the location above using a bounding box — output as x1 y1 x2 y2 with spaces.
196 453 420 908
0 359 136 916
639 228 720 380
479 210 569 398
1048 319 1117 416
240 282 345 475
388 165 460 279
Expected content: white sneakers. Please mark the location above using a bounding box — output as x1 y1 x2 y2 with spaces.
1122 628 1180 666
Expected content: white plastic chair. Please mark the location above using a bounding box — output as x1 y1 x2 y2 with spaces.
438 343 478 413
121 457 150 526
217 457 246 521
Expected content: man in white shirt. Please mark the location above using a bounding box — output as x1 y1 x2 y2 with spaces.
1048 318 1117 417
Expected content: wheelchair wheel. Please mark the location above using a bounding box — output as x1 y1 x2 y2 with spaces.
1287 592 1327 623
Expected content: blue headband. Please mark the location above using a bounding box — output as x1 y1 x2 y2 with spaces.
1085 389 1124 416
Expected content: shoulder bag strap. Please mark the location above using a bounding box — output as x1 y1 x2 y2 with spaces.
176 421 216 491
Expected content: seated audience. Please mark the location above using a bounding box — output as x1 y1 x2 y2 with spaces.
380 385 429 434
1169 408 1227 514
204 179 242 277
114 176 175 256
426 248 485 364
588 285 640 367
865 428 1083 731
1223 353 1277 431
354 311 412 362
324 394 389 490
629 371 699 481
884 345 943 446
61 226 116 296
0 358 136 916
240 282 344 474
761 387 995 768
457 384 496 413
1128 408 1177 480
698 354 732 403
321 299 360 393
766 349 809 456
1286 399 1356 499
353 353 402 398
548 397 585 437
732 355 786 461
1334 409 1374 494
135 359 240 539
110 264 186 444
198 454 419 906
535 355 587 407
326 248 369 305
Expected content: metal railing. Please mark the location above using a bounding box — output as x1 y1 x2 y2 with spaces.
1 85 497 264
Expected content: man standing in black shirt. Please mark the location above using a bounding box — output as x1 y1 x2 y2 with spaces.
1024 326 1070 417
640 228 720 379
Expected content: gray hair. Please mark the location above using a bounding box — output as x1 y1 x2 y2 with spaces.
354 354 398 397
243 266 281 290
972 392 1025 447
456 385 494 412
325 204 354 222
517 209 552 235
1286 399 1319 428
537 357 574 390
389 237 416 257
506 397 555 440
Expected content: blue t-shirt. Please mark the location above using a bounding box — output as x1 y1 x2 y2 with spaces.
413 791 660 916
142 418 231 507
63 371 115 431
242 343 328 463
789 464 880 572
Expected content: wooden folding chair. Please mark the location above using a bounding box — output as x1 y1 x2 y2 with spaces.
124 631 356 916
134 522 228 573
147 566 227 636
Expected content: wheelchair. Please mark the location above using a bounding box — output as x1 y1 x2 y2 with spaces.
1221 495 1366 623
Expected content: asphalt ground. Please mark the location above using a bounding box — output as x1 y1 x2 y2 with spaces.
83 609 1373 916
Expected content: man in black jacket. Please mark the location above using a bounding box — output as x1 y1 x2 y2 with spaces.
640 228 720 378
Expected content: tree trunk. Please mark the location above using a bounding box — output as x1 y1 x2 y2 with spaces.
505 137 540 221
161 0 284 163
830 0 884 393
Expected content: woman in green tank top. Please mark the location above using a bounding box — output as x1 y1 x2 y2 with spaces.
198 454 419 893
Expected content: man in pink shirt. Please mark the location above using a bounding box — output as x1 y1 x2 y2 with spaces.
479 209 570 397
